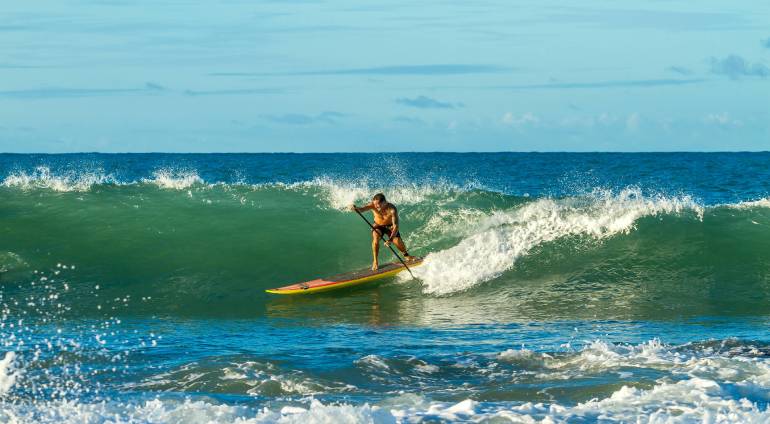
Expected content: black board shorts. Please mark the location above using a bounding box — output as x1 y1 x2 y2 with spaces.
373 224 400 239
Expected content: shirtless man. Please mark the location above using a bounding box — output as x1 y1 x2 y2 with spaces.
350 193 415 270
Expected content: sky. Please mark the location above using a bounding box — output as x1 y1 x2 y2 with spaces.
1 0 769 152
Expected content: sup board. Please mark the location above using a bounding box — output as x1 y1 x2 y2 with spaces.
266 257 423 295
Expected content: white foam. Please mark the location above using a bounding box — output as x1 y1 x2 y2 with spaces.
498 346 553 367
0 398 399 424
728 198 770 209
425 399 477 420
547 339 674 374
415 363 439 374
389 379 770 423
560 377 768 422
395 338 770 422
1 382 768 424
0 352 18 396
3 339 770 424
494 338 770 393
274 177 473 210
0 252 27 274
354 354 391 371
412 188 703 295
130 360 344 397
1 166 112 192
408 207 489 250
144 169 204 190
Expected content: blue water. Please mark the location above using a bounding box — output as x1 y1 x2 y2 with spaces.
2 152 770 422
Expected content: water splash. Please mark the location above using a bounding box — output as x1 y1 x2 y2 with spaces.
1 166 114 192
412 188 704 294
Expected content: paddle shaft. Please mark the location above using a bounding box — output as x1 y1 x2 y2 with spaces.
354 209 415 278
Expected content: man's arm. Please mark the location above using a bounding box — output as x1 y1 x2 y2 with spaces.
388 206 399 239
350 202 373 212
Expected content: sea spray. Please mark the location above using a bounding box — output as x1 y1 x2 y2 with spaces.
0 352 18 396
0 264 158 421
274 176 481 210
1 153 770 422
142 169 204 190
2 166 115 192
412 188 704 295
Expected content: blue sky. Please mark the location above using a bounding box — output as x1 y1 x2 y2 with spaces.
1 0 769 152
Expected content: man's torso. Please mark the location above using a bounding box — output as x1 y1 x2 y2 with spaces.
373 203 396 226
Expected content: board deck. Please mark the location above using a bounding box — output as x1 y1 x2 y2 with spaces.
266 257 423 295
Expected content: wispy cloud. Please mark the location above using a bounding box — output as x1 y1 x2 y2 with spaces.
211 64 511 77
501 112 539 127
0 85 162 99
626 112 641 132
666 66 694 76
709 55 770 79
559 112 620 128
0 81 287 99
395 95 458 109
704 112 742 127
491 78 703 90
392 115 426 125
547 8 748 31
260 111 346 125
184 88 281 96
0 64 44 69
145 82 166 91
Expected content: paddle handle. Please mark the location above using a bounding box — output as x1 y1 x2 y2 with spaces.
354 208 415 279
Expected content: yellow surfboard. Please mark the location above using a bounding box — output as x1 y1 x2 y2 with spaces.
266 257 423 295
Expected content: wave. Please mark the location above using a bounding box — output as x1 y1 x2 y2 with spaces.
140 168 204 190
728 198 770 210
2 171 770 318
3 338 770 422
1 166 211 192
410 188 704 295
269 177 483 210
127 357 355 396
1 166 116 192
1 392 765 423
0 166 479 210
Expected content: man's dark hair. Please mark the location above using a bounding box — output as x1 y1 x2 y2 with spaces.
372 193 386 202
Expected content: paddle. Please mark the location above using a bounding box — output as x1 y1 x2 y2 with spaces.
354 208 416 279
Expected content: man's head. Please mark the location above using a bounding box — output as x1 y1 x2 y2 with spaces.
372 193 386 209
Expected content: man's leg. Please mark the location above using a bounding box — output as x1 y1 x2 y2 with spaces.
371 229 382 270
391 236 414 260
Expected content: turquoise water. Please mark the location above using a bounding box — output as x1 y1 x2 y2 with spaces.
2 153 770 422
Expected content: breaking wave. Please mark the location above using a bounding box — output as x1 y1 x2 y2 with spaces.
1 164 770 316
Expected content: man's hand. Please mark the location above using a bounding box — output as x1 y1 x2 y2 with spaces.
389 228 398 241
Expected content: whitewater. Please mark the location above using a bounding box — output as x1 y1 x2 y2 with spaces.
2 152 770 423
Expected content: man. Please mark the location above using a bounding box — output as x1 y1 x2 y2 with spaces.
350 193 415 270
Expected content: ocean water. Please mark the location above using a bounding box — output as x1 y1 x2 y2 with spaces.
1 152 770 422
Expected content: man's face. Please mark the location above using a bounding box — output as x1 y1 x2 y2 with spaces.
373 199 382 210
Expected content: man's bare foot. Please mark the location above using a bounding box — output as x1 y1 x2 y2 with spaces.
371 262 379 271
404 255 417 262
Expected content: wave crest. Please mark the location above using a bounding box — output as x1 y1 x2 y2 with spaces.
1 166 113 192
412 188 704 295
274 177 479 210
142 169 204 190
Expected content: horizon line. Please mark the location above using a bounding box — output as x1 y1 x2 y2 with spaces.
0 150 769 155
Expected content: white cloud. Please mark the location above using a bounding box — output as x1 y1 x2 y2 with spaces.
704 112 742 127
501 112 539 127
597 113 615 126
559 112 617 128
625 113 641 132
